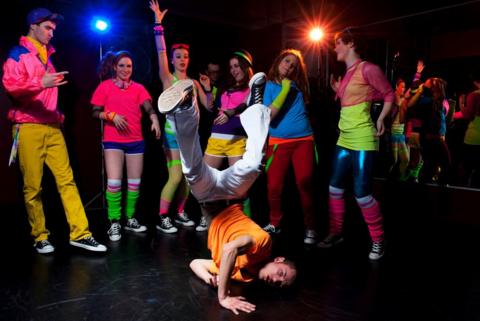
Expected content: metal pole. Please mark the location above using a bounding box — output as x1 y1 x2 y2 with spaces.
85 37 106 210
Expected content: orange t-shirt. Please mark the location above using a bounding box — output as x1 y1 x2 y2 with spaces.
208 204 272 282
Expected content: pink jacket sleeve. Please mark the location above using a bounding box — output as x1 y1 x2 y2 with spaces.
2 58 44 99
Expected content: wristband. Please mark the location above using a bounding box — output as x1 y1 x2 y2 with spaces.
272 79 292 110
154 25 164 36
106 112 116 121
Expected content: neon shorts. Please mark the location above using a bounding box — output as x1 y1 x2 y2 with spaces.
205 136 246 157
103 140 145 154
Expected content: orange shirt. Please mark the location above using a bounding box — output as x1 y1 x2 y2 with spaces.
208 204 272 282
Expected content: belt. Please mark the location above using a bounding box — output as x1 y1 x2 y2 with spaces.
200 199 243 208
199 199 243 217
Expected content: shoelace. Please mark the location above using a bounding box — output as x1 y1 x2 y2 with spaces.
178 212 189 221
128 219 140 228
306 231 316 238
39 240 50 247
253 86 263 104
371 242 383 253
199 216 207 226
265 224 275 231
110 223 121 234
162 217 173 228
84 236 99 246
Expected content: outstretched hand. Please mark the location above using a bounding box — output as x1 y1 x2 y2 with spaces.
149 0 168 23
42 71 68 88
219 296 256 315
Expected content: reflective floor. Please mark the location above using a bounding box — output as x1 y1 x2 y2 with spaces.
1 183 479 321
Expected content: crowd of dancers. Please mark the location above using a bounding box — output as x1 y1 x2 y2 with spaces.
3 2 480 314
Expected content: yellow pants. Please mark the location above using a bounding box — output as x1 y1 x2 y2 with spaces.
16 124 91 243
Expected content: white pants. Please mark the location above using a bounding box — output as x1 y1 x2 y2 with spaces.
166 103 270 202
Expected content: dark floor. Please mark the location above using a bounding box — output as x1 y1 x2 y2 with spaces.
1 181 480 321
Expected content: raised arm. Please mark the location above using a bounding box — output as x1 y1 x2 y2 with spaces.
149 0 173 87
217 235 256 314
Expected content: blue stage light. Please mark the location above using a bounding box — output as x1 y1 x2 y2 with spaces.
91 17 110 33
95 20 108 31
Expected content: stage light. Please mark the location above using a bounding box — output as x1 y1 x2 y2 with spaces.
91 17 110 34
95 19 108 31
309 27 324 42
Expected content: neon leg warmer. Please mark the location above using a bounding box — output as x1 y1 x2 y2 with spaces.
106 179 122 221
356 195 384 242
126 179 140 219
328 186 345 235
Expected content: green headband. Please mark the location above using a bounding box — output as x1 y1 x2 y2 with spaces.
234 51 253 67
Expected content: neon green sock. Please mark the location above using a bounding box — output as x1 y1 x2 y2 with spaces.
106 191 122 221
126 190 140 219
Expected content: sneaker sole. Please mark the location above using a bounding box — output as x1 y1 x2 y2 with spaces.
248 72 267 88
69 241 107 252
124 226 147 233
195 226 208 232
156 225 178 234
369 252 384 260
35 247 55 254
304 237 317 245
317 237 344 248
157 79 194 114
175 219 195 227
109 234 121 242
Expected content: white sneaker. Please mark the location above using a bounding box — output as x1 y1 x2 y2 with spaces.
317 234 344 248
157 79 194 114
108 222 122 241
303 229 317 245
70 236 107 252
195 215 208 232
34 239 55 254
156 216 178 234
369 241 385 260
175 211 195 227
246 72 266 106
125 218 147 233
263 223 281 234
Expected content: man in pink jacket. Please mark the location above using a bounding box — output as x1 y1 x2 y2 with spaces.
2 8 106 254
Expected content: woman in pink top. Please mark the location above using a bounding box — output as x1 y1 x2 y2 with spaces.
91 51 161 242
318 28 393 260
